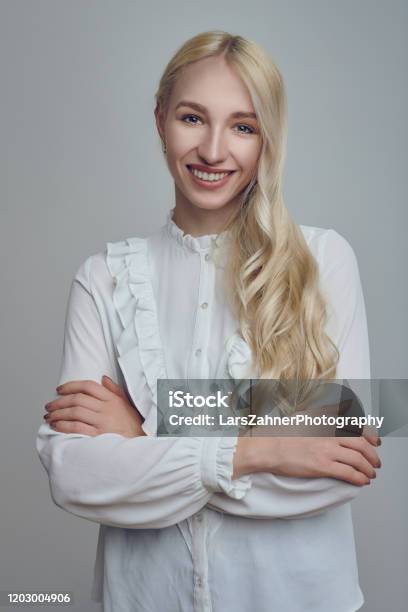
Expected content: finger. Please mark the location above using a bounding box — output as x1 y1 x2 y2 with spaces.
56 380 110 401
101 375 129 400
338 436 381 468
335 446 377 479
362 424 381 446
327 461 370 486
50 419 98 436
46 393 102 414
48 406 102 427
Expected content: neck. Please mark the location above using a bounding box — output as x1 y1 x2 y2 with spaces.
172 194 240 237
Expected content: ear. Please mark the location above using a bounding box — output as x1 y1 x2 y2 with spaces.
154 103 165 142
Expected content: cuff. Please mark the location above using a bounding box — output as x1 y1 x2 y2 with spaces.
201 436 252 500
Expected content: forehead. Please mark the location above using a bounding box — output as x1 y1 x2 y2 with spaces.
169 56 255 113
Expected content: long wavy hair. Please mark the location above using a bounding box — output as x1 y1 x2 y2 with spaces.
154 31 339 406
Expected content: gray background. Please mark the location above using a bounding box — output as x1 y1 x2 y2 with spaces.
1 0 407 610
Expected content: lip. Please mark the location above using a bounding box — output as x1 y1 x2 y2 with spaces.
186 165 236 190
188 163 236 173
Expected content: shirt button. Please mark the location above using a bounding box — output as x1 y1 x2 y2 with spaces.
195 348 202 357
201 302 208 309
194 575 203 588
204 253 211 261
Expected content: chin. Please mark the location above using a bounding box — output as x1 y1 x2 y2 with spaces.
186 199 237 212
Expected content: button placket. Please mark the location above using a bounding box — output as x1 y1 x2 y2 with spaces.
188 249 213 378
192 510 212 612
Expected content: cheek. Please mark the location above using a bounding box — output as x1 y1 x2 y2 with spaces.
237 151 260 176
247 142 262 172
230 138 261 169
166 123 197 156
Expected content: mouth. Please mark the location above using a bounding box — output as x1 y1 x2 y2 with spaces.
186 165 236 189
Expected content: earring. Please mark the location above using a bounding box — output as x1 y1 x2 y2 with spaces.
162 141 167 154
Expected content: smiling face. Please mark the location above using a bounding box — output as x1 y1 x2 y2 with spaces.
155 55 262 220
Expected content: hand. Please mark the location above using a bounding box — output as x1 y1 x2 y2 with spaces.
233 392 382 484
251 435 382 486
234 407 382 485
44 376 146 438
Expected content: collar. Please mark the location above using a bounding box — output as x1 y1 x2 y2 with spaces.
165 206 230 253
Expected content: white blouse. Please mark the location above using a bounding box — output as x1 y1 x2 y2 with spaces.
36 207 371 612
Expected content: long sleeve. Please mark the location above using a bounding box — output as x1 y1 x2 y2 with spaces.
36 256 250 530
207 228 372 519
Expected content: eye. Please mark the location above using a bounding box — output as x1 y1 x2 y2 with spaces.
180 114 202 125
236 124 256 135
180 114 257 135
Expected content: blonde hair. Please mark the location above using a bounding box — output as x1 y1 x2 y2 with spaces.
154 31 339 403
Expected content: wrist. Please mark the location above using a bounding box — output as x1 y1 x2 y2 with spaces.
257 436 282 473
232 436 260 479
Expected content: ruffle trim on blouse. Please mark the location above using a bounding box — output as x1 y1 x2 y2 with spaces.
166 206 228 253
216 437 252 499
225 331 259 380
106 237 166 436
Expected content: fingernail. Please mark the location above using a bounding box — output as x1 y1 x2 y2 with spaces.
43 414 49 420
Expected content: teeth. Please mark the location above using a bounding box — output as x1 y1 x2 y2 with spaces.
190 167 230 181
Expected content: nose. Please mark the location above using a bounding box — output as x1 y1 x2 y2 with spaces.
197 126 229 166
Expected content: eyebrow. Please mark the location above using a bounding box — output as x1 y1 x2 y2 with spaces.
175 100 258 120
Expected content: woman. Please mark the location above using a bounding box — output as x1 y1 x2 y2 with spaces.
36 31 381 612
